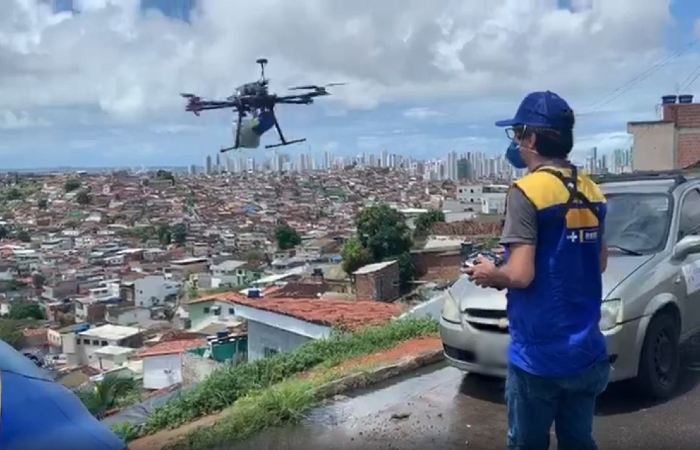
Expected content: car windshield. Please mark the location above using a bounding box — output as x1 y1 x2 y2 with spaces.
603 193 671 254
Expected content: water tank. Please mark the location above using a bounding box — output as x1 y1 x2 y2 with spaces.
248 288 260 299
662 95 678 105
679 94 694 104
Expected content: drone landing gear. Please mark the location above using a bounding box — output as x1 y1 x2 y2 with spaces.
265 109 305 149
266 139 306 149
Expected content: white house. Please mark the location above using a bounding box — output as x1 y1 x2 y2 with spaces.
210 260 247 287
106 306 151 327
93 346 137 371
139 339 207 390
456 184 508 215
74 324 143 368
123 275 180 308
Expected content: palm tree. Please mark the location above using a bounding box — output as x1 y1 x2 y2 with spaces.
77 376 137 418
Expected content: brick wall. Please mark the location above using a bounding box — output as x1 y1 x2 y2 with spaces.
673 104 700 128
412 252 463 278
678 133 700 168
355 263 400 302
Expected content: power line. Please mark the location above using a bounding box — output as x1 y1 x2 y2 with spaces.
580 39 700 115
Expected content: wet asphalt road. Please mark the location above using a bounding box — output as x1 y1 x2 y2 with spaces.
225 346 700 450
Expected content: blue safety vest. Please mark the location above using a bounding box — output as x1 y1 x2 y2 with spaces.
505 165 608 377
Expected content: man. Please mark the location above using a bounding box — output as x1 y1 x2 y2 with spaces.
465 91 610 450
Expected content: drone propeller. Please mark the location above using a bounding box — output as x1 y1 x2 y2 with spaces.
181 93 197 99
288 82 348 91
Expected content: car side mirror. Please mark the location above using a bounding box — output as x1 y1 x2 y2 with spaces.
672 235 700 261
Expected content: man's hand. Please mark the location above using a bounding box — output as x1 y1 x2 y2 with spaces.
465 256 499 288
464 244 535 290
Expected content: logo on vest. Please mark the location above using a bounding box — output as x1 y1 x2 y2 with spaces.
566 231 578 243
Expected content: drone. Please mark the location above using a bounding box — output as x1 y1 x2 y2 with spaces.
181 58 346 152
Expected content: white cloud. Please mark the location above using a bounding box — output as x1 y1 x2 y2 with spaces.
403 107 442 120
0 0 691 165
0 110 51 129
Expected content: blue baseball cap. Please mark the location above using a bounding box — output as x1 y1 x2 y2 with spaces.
495 91 574 130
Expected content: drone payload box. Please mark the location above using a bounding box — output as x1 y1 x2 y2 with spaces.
236 111 276 149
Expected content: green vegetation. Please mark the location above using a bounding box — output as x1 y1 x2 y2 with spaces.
414 209 446 237
17 230 30 242
9 303 45 320
341 236 373 274
32 273 45 289
76 190 91 205
341 204 415 287
111 422 140 442
5 188 22 201
156 170 175 183
0 320 23 348
137 318 437 439
172 223 187 245
64 179 81 192
76 376 138 419
157 223 172 246
37 198 48 209
0 226 7 240
171 380 318 450
275 224 301 250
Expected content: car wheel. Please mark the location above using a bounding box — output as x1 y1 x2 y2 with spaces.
636 313 681 400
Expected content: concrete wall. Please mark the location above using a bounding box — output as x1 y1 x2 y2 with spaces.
143 353 183 390
630 122 676 171
181 353 223 386
108 308 151 327
247 320 313 362
135 276 179 308
189 300 238 330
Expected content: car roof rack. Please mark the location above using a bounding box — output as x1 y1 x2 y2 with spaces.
591 170 687 188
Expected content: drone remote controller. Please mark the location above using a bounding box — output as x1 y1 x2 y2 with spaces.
461 251 505 271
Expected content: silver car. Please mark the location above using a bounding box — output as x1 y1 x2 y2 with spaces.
440 171 700 399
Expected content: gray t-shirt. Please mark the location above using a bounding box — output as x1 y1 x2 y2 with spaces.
500 164 605 247
500 187 538 246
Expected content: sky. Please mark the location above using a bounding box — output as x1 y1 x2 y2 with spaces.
1 0 700 169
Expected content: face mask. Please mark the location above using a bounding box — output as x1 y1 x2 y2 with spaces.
506 141 528 169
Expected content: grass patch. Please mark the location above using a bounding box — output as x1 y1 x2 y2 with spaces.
138 318 437 438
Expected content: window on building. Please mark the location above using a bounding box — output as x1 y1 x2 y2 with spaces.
679 189 700 240
101 341 108 346
92 340 99 346
204 307 210 314
213 306 221 316
263 347 279 358
229 308 235 315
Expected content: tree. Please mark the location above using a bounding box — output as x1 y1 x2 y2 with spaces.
6 188 22 201
76 190 91 205
156 170 175 182
64 179 81 192
9 303 45 321
396 252 416 289
77 376 137 418
17 230 31 243
37 199 48 209
356 204 412 261
32 273 46 289
341 236 374 275
275 224 302 250
0 320 23 349
414 209 446 237
0 226 7 240
172 223 187 245
157 223 172 246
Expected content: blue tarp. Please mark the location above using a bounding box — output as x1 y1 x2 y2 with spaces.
0 339 125 450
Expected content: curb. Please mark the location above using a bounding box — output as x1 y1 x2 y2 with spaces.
316 348 445 398
130 346 445 450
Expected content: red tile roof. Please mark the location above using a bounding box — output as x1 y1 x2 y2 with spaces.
139 339 208 358
212 293 405 332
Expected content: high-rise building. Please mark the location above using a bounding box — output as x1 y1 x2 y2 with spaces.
41 0 74 13
457 158 471 180
141 0 195 22
205 155 212 175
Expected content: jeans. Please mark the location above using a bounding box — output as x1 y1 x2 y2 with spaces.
505 359 610 450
